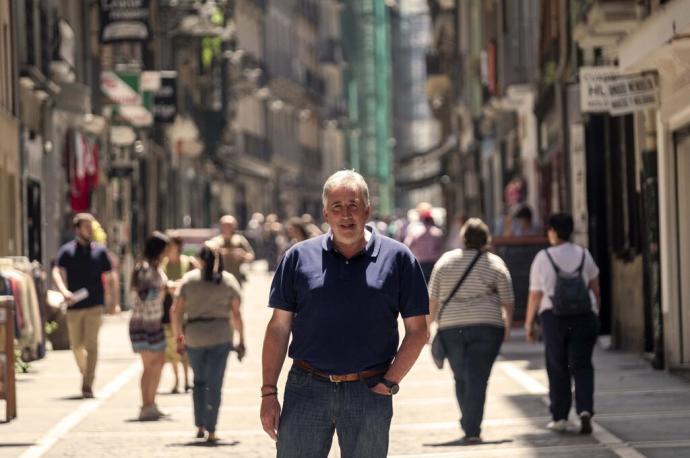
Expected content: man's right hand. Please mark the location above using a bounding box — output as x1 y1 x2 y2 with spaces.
260 396 281 441
63 291 75 306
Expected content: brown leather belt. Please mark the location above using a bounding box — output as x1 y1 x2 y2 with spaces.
293 360 388 383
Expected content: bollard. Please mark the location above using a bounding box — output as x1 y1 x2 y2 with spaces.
0 296 17 422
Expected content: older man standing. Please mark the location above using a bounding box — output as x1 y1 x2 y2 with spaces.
260 170 429 458
209 215 255 287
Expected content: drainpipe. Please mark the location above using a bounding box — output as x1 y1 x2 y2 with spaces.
556 0 571 212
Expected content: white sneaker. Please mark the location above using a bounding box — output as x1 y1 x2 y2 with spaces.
546 419 569 432
139 405 161 421
579 412 593 434
153 404 170 418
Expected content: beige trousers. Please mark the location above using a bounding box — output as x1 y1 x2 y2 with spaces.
66 306 103 388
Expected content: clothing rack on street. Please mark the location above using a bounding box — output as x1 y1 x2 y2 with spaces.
0 256 47 362
0 295 17 422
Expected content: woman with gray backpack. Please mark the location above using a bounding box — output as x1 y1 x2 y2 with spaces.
524 213 601 435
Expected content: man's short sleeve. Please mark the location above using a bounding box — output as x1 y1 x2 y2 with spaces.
100 250 113 273
397 250 429 318
529 251 546 292
240 235 255 256
268 249 298 312
56 245 69 269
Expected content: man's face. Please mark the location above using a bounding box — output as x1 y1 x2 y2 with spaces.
220 222 236 238
76 221 94 242
322 185 370 247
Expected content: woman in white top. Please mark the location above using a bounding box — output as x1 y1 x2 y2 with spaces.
525 213 601 435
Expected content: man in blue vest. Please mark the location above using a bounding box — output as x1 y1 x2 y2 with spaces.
260 170 429 457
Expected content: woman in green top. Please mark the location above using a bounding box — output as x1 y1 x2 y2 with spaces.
161 236 195 393
172 245 245 443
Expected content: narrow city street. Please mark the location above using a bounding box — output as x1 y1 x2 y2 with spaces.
2 266 690 458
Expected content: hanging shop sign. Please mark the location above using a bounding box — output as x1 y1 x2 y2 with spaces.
607 73 659 116
100 71 154 127
153 71 177 124
100 71 142 106
580 66 659 115
99 0 151 43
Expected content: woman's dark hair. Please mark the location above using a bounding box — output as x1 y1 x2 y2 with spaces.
461 218 491 250
548 213 574 241
169 235 184 247
144 231 170 261
198 244 224 284
131 231 169 298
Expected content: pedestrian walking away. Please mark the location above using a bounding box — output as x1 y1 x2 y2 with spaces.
161 235 195 394
428 218 514 444
260 170 429 458
172 244 245 443
52 213 118 399
209 214 255 287
129 231 170 421
524 212 601 434
404 208 445 282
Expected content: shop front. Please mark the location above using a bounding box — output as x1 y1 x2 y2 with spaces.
617 0 690 370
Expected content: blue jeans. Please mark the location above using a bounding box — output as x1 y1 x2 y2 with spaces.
276 365 393 458
540 310 599 421
186 342 232 433
440 325 504 437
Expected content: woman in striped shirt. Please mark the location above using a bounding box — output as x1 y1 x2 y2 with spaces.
428 218 515 444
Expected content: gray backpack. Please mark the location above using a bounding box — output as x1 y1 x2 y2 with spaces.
544 248 591 316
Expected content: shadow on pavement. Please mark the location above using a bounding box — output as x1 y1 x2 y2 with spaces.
57 395 86 401
425 438 513 447
123 417 174 423
0 443 36 447
168 440 240 447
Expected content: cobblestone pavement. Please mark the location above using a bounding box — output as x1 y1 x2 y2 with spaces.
3 266 690 457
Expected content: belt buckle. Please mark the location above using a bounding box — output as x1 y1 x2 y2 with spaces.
328 375 342 383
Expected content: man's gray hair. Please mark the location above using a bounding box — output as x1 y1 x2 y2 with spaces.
322 170 370 206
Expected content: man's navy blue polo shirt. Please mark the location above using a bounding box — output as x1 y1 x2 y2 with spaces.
269 225 429 374
56 240 112 310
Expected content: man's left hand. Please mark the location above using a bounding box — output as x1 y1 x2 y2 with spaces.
370 383 392 396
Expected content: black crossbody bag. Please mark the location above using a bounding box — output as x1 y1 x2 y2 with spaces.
430 251 483 369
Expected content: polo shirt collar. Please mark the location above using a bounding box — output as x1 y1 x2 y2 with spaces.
322 224 381 258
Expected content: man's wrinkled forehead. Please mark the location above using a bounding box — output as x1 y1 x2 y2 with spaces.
324 185 366 205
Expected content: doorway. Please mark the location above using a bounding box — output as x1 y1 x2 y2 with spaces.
673 126 690 364
26 179 42 262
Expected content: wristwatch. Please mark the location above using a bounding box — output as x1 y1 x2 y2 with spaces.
380 378 399 395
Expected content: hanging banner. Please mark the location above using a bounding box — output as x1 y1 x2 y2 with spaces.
580 67 658 115
153 71 177 124
99 0 151 43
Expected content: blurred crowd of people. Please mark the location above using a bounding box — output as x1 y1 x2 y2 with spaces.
240 198 540 282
